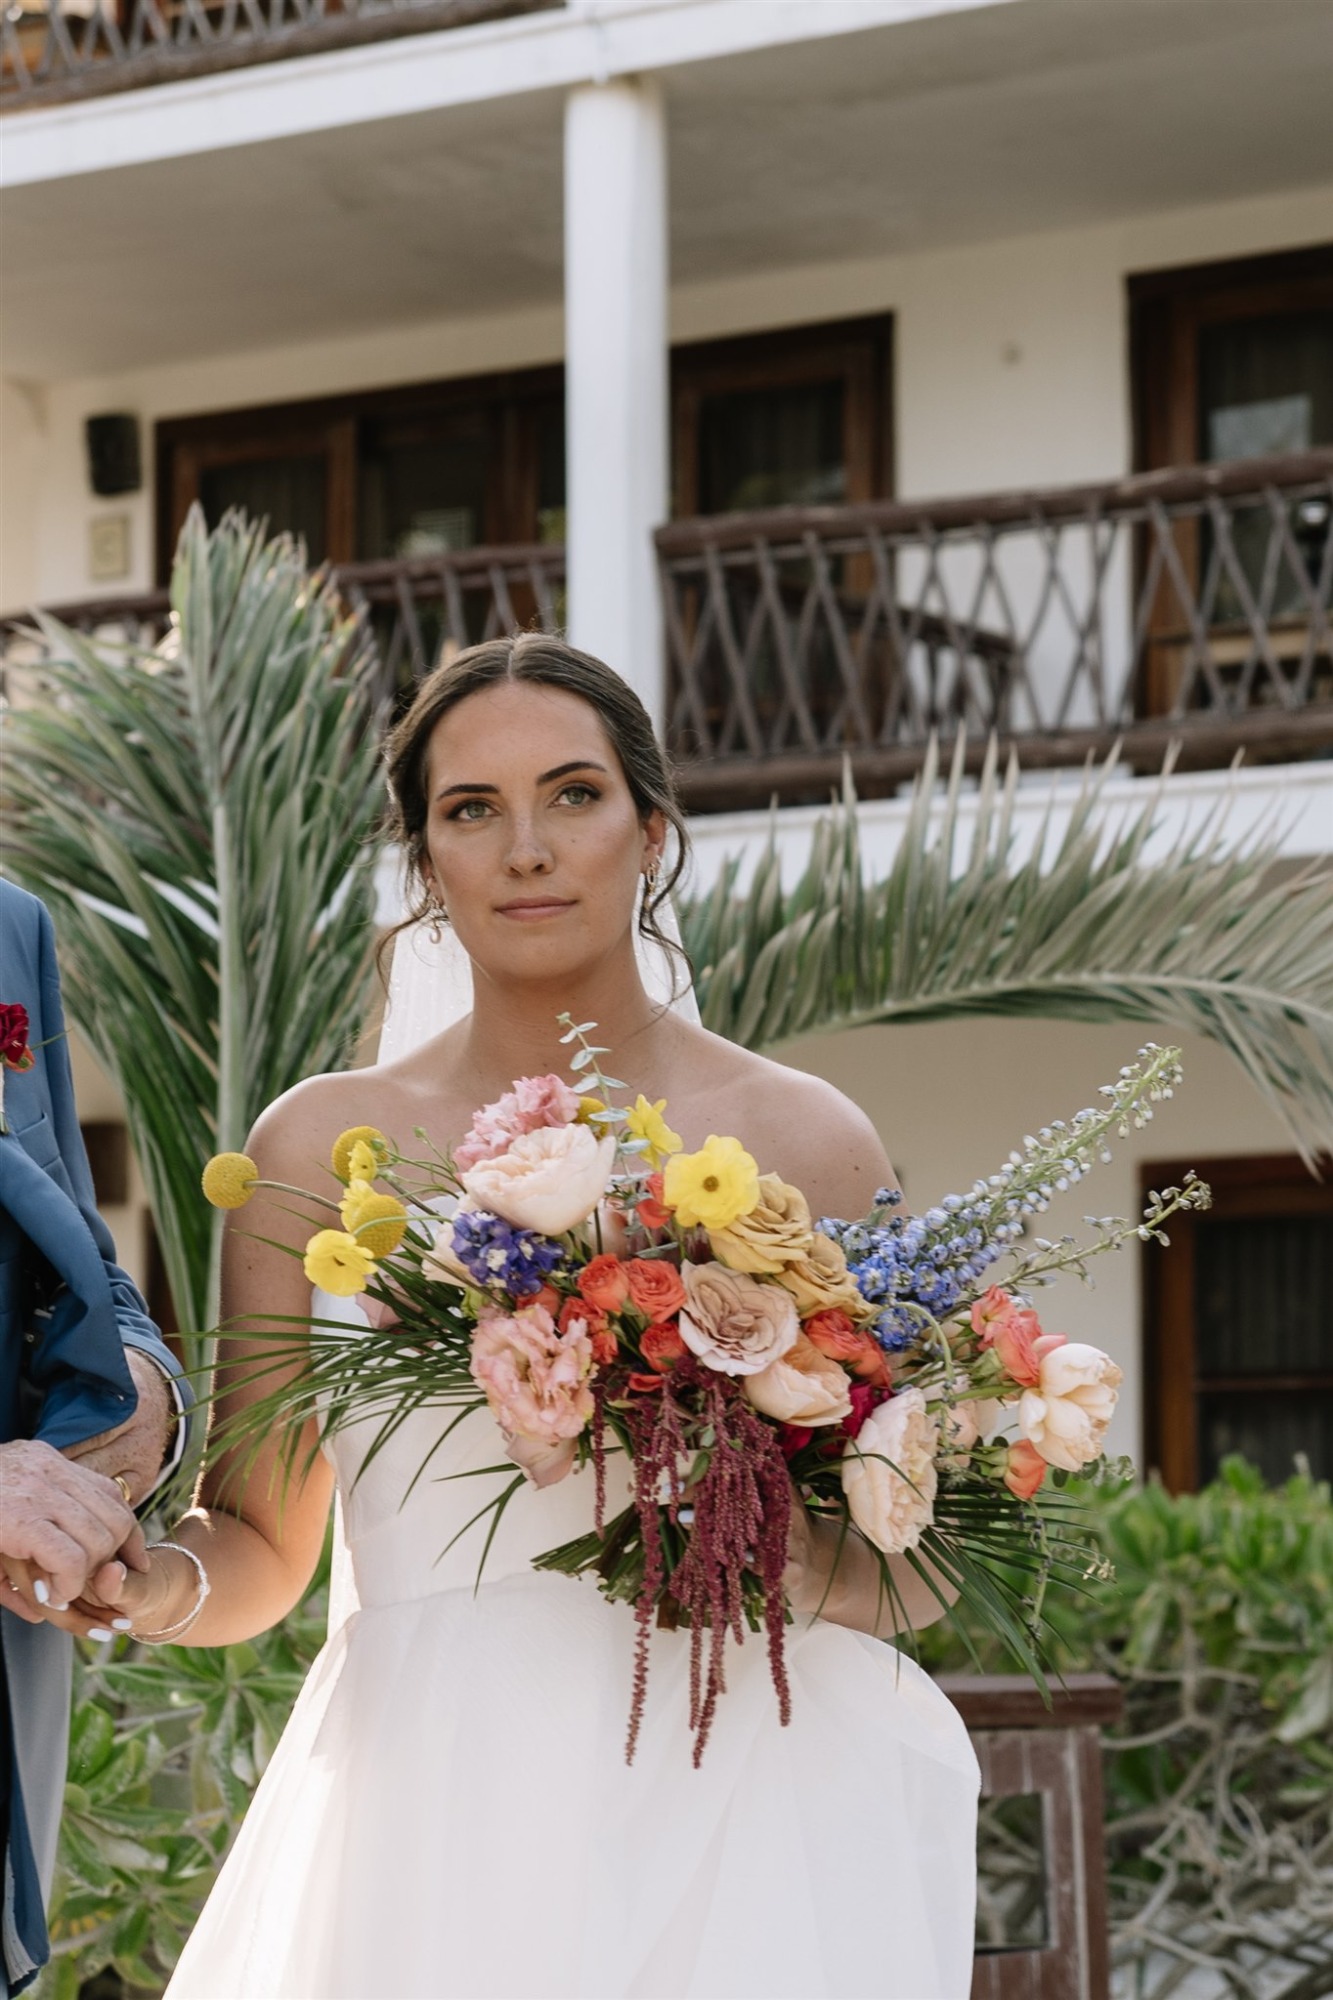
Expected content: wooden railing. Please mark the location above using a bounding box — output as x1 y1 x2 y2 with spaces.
0 540 566 714
5 454 1331 813
0 0 556 109
657 449 1333 809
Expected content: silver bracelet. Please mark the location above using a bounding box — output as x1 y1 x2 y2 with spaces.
134 1541 211 1644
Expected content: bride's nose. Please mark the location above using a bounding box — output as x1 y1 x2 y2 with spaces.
503 813 555 874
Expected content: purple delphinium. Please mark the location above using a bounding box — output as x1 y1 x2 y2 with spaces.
450 1209 565 1298
817 1187 1007 1353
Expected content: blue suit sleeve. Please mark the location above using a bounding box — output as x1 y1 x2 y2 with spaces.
33 903 196 1469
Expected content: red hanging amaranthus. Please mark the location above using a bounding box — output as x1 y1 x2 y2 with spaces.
621 1357 792 1768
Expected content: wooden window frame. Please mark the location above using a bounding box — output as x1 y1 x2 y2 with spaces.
155 316 895 582
1126 242 1333 716
670 314 894 520
1140 1151 1333 1493
155 364 564 583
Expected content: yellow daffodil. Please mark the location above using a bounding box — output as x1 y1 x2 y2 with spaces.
201 1151 259 1210
339 1181 409 1258
303 1229 377 1297
625 1094 683 1170
663 1135 759 1231
331 1125 388 1184
576 1095 605 1124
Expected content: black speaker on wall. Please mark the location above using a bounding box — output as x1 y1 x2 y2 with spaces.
86 412 142 497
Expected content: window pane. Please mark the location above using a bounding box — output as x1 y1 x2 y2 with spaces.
1199 1390 1333 1485
1199 311 1333 623
1194 1214 1333 1377
1200 312 1333 460
698 379 846 514
198 454 327 565
359 423 490 560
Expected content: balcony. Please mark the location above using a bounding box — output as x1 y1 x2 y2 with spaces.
0 0 554 108
3 452 1330 814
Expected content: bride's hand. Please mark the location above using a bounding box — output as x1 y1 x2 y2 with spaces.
782 1488 828 1618
502 1432 576 1488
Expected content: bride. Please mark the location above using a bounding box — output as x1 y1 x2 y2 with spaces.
71 635 979 1998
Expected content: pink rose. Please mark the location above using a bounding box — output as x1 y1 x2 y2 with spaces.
971 1286 1065 1388
461 1123 615 1236
1018 1342 1122 1471
841 1387 939 1555
678 1263 799 1377
1004 1438 1048 1499
469 1300 595 1443
744 1333 853 1427
454 1073 581 1172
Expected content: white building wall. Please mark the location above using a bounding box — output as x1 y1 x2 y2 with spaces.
5 177 1330 612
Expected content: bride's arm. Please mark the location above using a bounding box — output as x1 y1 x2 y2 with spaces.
81 1097 337 1645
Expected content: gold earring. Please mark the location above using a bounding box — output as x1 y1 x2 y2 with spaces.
426 896 448 944
644 856 662 896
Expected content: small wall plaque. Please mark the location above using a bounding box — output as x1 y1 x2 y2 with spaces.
89 513 131 581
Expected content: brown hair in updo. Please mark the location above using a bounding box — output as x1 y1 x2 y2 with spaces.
381 634 692 995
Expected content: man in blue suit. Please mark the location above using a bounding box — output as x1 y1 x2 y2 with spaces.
0 879 193 1995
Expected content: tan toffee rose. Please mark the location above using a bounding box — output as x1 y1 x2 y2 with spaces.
774 1230 871 1322
708 1174 815 1275
678 1262 799 1377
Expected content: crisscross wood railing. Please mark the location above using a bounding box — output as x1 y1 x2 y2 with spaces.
0 540 566 718
657 450 1333 808
5 456 1331 813
0 0 555 109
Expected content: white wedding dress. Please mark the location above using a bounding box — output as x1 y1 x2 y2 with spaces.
165 915 980 1999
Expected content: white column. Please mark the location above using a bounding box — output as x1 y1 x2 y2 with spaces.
563 77 669 727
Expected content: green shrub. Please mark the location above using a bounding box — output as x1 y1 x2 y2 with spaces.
922 1457 1333 1999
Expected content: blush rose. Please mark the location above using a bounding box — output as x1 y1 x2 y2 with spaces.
679 1263 799 1377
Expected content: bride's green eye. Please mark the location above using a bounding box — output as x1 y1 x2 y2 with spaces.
450 799 493 822
557 783 599 807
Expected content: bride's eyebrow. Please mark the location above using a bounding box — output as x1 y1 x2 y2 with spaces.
433 760 608 802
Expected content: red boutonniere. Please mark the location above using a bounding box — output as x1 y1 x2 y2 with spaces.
0 1002 37 1135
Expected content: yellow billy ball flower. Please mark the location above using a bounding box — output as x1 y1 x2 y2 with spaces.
663 1135 760 1231
303 1229 377 1297
625 1094 683 1170
331 1125 387 1184
201 1151 259 1210
339 1182 409 1259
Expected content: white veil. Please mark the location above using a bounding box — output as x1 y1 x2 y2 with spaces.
327 889 699 1635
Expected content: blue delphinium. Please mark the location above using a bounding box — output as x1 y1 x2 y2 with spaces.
817 1187 1006 1353
451 1209 565 1298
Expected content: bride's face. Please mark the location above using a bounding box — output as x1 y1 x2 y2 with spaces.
421 680 665 988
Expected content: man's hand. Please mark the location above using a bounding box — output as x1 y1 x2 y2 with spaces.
61 1348 176 1506
0 1438 148 1620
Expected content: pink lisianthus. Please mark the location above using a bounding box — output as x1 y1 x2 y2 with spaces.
469 1300 595 1443
971 1286 1066 1388
454 1073 581 1173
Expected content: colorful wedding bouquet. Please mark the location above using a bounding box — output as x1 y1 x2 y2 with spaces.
204 1030 1209 1762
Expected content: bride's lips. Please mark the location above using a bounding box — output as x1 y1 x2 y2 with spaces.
495 896 576 922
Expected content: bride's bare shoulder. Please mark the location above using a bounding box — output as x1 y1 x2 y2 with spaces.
245 1041 454 1174
679 1026 895 1220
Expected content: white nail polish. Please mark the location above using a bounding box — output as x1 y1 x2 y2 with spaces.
50 1602 70 1613
33 1580 49 1605
112 1618 134 1632
87 1626 114 1642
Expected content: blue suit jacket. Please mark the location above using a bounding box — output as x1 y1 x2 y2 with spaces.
0 879 192 1993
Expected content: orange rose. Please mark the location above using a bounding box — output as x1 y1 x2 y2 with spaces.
1004 1438 1048 1500
530 1282 561 1317
802 1308 891 1389
972 1286 1065 1389
625 1258 687 1323
559 1295 617 1367
578 1254 631 1312
640 1321 688 1373
637 1173 672 1232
